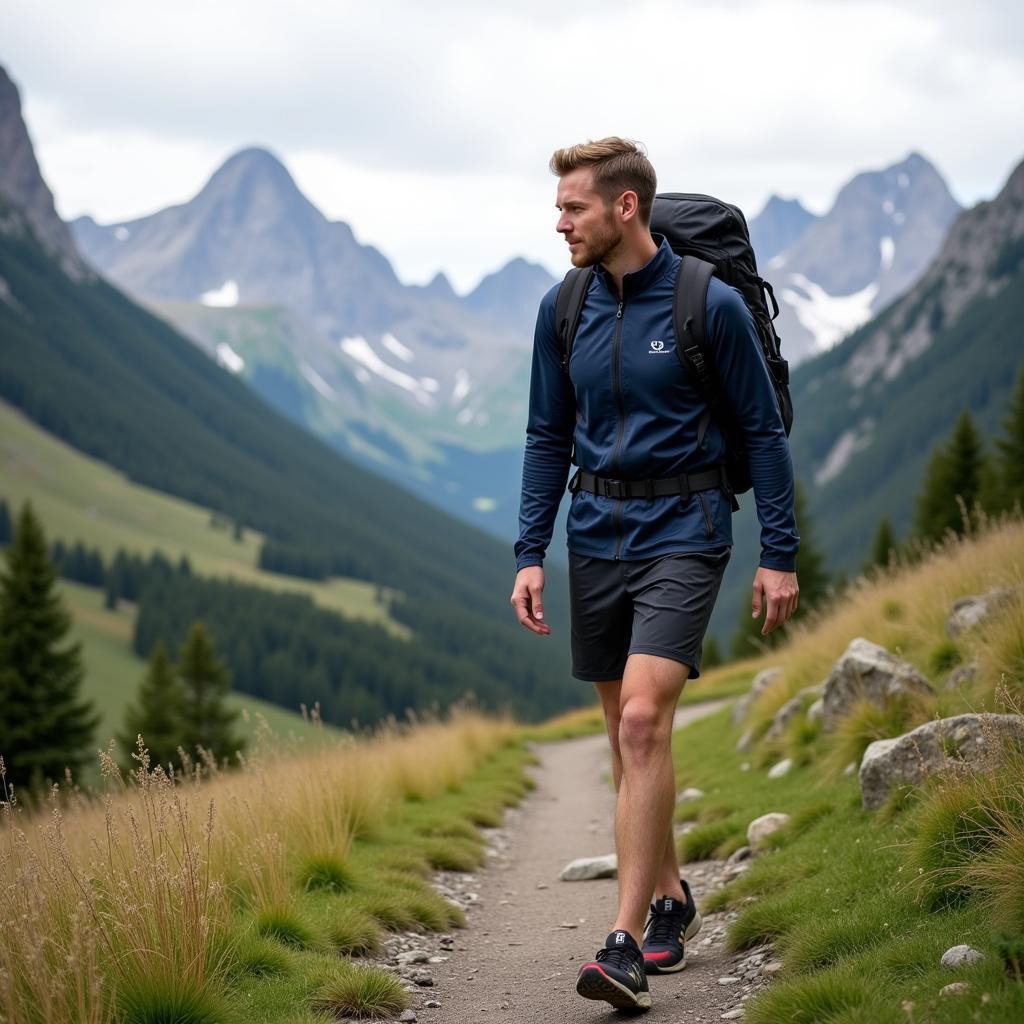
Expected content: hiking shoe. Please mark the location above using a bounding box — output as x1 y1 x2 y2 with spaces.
576 930 651 1010
642 879 702 974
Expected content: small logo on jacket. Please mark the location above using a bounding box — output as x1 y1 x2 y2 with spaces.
648 339 670 355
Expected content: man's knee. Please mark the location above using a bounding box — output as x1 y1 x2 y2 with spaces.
618 700 671 760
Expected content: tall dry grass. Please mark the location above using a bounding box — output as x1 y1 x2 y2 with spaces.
728 516 1024 730
0 710 516 1024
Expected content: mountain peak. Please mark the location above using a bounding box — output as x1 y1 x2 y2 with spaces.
0 64 89 281
198 145 307 206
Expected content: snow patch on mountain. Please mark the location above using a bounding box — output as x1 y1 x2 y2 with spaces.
453 369 472 403
340 335 437 406
300 362 335 398
216 342 245 374
201 280 239 307
814 420 875 485
382 332 414 363
780 273 879 352
880 237 895 271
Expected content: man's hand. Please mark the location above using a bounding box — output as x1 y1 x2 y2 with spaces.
510 566 551 636
751 567 799 635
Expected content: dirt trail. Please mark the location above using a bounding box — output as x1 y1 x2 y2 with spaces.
422 699 756 1024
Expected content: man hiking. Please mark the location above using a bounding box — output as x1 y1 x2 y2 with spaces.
510 137 799 1011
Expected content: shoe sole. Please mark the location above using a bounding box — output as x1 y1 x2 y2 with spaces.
576 965 652 1010
643 910 703 975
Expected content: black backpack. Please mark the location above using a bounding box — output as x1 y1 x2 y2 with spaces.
554 192 792 498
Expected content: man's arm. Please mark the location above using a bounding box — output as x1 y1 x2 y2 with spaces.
707 282 800 633
511 286 574 633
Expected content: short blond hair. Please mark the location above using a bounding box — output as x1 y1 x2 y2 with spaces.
549 137 657 224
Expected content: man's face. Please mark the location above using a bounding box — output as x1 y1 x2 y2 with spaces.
555 167 623 268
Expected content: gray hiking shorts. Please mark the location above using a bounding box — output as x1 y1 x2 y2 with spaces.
568 548 731 683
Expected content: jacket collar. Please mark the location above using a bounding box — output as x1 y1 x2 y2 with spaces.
593 234 675 299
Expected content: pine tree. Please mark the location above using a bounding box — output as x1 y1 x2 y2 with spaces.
866 517 897 572
118 642 183 770
176 622 244 761
0 503 98 791
914 411 986 544
0 500 10 545
993 369 1024 512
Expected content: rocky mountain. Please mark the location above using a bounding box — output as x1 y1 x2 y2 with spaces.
0 67 89 282
71 148 556 535
0 66 580 723
748 195 819 266
765 153 961 364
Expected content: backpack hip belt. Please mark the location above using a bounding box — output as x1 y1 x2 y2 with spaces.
568 464 737 509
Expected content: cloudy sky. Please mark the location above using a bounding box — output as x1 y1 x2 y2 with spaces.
4 0 1023 292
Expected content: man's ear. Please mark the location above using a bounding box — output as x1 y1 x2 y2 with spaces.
618 189 640 223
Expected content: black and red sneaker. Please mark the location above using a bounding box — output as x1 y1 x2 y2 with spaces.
576 930 651 1010
642 879 702 974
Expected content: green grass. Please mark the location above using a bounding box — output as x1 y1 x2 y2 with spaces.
672 708 1024 1021
0 398 403 634
309 962 409 1020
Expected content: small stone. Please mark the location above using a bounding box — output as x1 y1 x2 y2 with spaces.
940 982 970 996
843 761 858 777
761 960 783 976
740 761 751 771
428 956 448 964
397 950 429 965
559 854 618 881
718 975 741 985
727 845 753 865
721 1010 744 1020
767 758 793 778
678 787 705 802
736 729 754 752
536 883 548 889
425 1000 441 1009
413 971 434 986
399 1013 418 1023
941 944 984 969
747 812 791 846
558 922 579 929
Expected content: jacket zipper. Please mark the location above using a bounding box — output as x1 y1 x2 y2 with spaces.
610 299 626 560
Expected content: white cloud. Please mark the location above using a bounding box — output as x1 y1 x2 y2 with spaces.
3 0 1022 291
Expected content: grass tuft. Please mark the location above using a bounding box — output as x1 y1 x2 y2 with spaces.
254 907 321 950
352 890 421 933
223 933 295 980
114 976 228 1024
743 966 887 1023
297 852 358 893
677 817 744 862
310 962 410 1020
325 905 383 957
824 694 929 779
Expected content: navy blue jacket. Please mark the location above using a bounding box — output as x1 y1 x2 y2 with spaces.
515 238 799 572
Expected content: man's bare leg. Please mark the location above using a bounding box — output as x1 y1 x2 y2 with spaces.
595 654 689 940
595 678 688 907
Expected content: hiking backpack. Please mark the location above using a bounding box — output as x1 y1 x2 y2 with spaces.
554 192 792 499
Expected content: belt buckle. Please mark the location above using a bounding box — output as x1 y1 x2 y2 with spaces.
603 478 625 499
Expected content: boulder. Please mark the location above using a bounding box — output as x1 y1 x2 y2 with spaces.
943 662 978 691
747 812 790 846
940 945 984 969
820 638 934 731
765 683 826 740
559 853 617 881
767 758 793 778
859 714 1024 810
946 586 1022 638
731 667 782 725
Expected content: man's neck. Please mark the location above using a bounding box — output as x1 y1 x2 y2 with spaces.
602 231 659 298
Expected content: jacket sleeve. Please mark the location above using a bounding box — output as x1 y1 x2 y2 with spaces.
514 285 574 570
706 281 800 572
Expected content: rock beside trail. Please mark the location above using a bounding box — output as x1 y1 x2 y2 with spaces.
768 758 793 778
765 683 825 740
944 662 978 690
941 944 984 969
732 667 782 725
747 812 790 846
940 982 970 997
678 787 705 802
821 638 934 731
859 714 1024 810
946 586 1022 637
559 853 617 881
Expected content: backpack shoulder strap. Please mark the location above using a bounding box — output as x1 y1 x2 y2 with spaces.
673 255 725 425
555 266 594 374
